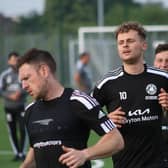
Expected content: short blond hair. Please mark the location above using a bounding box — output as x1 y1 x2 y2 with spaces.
115 21 146 40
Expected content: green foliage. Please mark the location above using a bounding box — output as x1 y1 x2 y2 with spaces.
14 1 168 34
43 0 97 32
105 2 168 26
137 4 168 24
105 4 127 25
43 0 141 32
0 99 22 167
15 12 44 33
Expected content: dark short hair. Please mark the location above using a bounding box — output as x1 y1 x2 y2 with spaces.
8 51 19 59
115 21 146 40
155 43 168 55
80 52 90 59
17 48 56 74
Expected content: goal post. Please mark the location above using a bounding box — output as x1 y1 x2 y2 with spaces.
78 25 168 53
76 25 168 85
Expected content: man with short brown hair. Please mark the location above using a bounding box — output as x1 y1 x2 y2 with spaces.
18 48 124 168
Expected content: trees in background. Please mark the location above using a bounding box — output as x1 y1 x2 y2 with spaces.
15 12 44 33
14 0 168 34
1 0 168 85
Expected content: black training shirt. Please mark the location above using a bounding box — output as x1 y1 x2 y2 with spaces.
25 88 115 168
92 65 168 168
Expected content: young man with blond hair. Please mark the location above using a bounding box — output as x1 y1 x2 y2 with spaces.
92 22 168 168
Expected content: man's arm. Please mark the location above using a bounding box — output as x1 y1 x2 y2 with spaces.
19 147 36 168
59 128 124 168
158 88 168 111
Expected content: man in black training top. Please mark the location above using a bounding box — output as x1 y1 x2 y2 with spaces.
18 48 124 168
92 22 168 168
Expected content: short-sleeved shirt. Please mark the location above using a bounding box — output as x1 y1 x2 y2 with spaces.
92 64 168 168
25 88 115 168
0 67 26 109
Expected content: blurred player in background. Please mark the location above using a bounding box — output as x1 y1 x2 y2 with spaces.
92 21 168 168
154 43 168 167
154 43 168 71
74 52 92 94
0 52 27 161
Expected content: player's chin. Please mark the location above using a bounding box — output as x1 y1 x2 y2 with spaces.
30 93 38 100
35 94 44 100
124 58 138 64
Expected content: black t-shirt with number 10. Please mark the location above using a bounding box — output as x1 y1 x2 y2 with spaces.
92 64 168 168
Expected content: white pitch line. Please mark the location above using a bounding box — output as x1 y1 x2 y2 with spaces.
0 150 13 155
92 159 104 168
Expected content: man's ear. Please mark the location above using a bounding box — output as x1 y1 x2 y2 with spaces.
39 64 50 78
142 41 148 51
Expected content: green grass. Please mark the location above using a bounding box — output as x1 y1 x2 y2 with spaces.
0 99 22 168
0 155 21 168
0 98 113 168
88 131 113 167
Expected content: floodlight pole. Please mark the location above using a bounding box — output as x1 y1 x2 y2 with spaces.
97 0 104 26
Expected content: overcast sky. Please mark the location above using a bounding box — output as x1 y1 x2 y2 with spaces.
135 0 168 6
0 0 45 17
0 0 167 17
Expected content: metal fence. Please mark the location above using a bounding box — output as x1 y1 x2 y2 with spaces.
0 33 74 86
1 26 168 89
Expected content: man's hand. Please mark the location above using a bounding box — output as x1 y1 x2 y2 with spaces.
158 88 168 111
108 107 126 128
59 146 87 168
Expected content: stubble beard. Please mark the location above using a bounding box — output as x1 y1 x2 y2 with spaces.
122 54 142 65
34 86 47 101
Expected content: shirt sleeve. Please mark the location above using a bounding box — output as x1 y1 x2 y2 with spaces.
91 75 120 112
24 102 35 147
91 85 108 107
70 90 116 136
0 72 8 98
91 70 114 107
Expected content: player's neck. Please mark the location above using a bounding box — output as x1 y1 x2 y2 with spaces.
44 78 64 101
123 62 145 75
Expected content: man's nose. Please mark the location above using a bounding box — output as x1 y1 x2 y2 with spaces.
123 41 129 47
22 82 28 90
